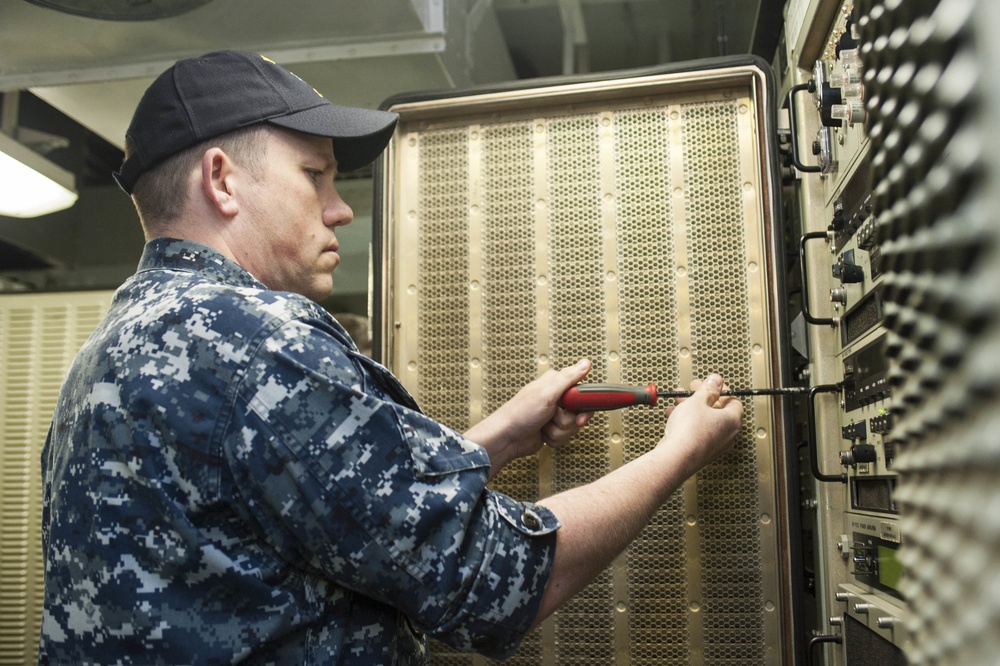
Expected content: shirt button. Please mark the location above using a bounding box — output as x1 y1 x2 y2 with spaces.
521 509 542 531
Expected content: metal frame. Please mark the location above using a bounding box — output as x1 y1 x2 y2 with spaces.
373 56 805 664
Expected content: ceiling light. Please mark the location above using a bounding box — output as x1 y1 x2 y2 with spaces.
0 131 78 218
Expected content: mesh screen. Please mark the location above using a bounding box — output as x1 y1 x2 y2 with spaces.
0 293 111 666
859 0 1000 663
416 129 473 432
387 70 783 664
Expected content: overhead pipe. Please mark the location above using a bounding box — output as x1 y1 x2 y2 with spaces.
558 0 589 75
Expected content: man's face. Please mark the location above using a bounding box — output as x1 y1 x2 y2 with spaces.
236 128 353 301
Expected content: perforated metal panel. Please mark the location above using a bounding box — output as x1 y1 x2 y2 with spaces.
378 59 791 664
0 291 112 665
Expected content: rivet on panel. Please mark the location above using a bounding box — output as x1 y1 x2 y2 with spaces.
689 601 701 612
739 104 749 114
743 181 753 192
535 123 545 133
748 261 758 272
470 204 479 214
761 514 772 525
407 361 417 371
752 344 762 354
676 266 687 277
470 280 480 291
536 199 547 209
470 358 480 368
407 210 417 220
407 285 417 295
602 117 611 127
470 130 479 140
670 110 679 120
756 427 767 439
538 355 549 366
673 186 683 196
606 271 616 282
615 601 627 612
764 600 776 612
408 137 417 147
537 275 547 286
611 433 622 443
685 515 697 526
608 351 619 362
679 347 690 358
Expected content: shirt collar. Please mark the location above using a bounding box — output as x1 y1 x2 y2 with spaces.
136 238 266 290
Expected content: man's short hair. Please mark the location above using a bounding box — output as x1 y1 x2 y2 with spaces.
129 124 270 230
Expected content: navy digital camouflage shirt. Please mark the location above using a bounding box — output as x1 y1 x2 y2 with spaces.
39 238 559 665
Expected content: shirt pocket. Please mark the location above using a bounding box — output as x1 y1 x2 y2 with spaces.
397 418 490 479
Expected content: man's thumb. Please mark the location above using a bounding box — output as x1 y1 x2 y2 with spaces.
567 358 592 383
702 374 724 402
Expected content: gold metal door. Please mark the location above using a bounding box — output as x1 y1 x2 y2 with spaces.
376 57 794 664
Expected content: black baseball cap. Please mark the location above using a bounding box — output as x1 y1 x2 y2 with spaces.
113 50 399 194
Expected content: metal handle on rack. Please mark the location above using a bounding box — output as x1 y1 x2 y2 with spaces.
799 231 839 327
787 81 822 174
806 383 847 484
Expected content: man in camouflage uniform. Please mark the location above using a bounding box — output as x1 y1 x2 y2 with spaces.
39 51 743 664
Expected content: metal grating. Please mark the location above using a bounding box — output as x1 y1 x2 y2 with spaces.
383 63 786 664
861 0 1000 663
417 128 473 432
683 101 764 664
0 292 111 666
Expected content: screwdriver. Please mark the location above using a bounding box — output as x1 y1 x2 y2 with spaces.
559 382 810 411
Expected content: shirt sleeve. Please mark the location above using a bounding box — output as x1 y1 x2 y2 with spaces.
223 317 559 658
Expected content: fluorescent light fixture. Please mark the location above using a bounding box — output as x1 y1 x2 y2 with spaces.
0 131 78 218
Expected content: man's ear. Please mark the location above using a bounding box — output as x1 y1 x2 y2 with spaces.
201 147 240 218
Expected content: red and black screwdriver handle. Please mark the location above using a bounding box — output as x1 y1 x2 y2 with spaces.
559 383 809 411
559 383 660 411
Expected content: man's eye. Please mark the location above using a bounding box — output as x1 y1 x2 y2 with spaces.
306 169 322 182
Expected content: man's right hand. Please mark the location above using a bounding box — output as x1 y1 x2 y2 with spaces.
657 373 744 477
533 372 744 626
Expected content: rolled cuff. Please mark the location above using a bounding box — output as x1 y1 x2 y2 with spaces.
422 491 560 659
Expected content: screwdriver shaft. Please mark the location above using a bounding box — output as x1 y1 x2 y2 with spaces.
657 386 810 399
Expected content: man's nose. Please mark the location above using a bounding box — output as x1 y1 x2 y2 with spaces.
325 189 353 227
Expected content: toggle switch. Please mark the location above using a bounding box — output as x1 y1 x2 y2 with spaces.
833 249 865 284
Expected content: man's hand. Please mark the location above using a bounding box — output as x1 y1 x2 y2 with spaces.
657 373 744 478
464 359 594 478
532 373 744 625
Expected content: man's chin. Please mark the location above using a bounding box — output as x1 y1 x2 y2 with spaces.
308 277 336 303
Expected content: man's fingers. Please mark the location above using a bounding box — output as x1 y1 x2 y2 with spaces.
549 406 577 430
542 407 591 449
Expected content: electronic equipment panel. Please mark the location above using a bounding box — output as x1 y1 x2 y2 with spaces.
787 0 1000 663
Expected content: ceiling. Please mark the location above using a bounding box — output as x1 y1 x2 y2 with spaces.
0 0 779 312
